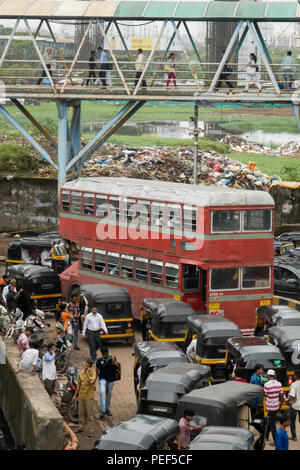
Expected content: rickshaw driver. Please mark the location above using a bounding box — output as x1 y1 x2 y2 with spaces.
186 335 198 362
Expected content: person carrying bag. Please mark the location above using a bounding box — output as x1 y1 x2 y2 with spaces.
288 370 300 441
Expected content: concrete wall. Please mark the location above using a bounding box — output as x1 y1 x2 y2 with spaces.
0 177 58 233
0 339 63 450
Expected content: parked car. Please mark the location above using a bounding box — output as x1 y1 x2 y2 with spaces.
274 257 300 301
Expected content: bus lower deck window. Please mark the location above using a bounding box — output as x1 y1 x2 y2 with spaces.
183 265 200 290
81 247 92 270
150 261 163 285
212 210 240 233
121 255 133 279
135 258 148 282
242 266 270 289
243 210 272 232
211 267 239 290
94 249 106 272
165 263 179 288
108 252 120 276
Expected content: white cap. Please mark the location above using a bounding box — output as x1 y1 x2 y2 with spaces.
267 369 276 376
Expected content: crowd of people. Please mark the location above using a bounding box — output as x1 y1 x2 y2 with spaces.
36 46 298 92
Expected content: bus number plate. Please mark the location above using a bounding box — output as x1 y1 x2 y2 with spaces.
209 303 220 310
260 300 271 306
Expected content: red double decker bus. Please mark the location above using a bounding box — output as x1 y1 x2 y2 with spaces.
59 177 274 334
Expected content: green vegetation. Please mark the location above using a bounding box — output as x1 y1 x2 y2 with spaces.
226 152 297 179
0 143 39 176
281 161 300 182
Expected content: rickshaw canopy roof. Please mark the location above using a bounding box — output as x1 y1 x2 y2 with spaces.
93 414 179 450
143 298 195 322
79 283 130 304
7 263 58 281
257 305 300 326
187 314 242 339
176 381 263 426
268 325 300 350
8 237 57 250
226 336 285 369
142 362 210 401
135 341 187 367
188 426 253 450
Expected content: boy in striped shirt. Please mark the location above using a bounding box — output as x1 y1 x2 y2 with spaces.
264 369 284 446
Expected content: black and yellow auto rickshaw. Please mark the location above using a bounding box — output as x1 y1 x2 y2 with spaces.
141 298 195 348
188 426 254 450
274 240 295 257
133 341 188 398
184 314 243 381
6 237 69 274
225 336 290 410
79 284 135 344
255 304 300 336
267 325 300 382
6 264 62 315
176 381 267 451
93 414 181 450
137 362 210 418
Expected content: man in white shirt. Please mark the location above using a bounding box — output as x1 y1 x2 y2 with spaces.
282 51 296 89
186 335 197 363
134 49 146 88
97 46 109 88
83 306 108 362
288 370 300 440
21 248 34 264
42 343 57 396
19 345 41 375
2 279 16 305
41 249 52 268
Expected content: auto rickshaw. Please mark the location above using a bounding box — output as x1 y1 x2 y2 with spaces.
225 335 290 410
274 240 295 257
267 325 300 381
6 237 69 274
188 426 254 450
141 298 195 348
6 264 62 315
176 381 267 451
79 284 135 344
137 362 211 418
184 314 243 381
133 341 188 398
255 304 300 336
93 414 180 450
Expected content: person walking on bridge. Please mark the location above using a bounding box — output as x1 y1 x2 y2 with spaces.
282 51 296 90
86 50 97 86
134 48 147 88
244 53 262 92
37 48 53 85
165 53 177 88
97 46 108 88
216 50 234 90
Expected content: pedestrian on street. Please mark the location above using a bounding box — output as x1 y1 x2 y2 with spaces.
0 275 9 302
73 359 96 437
250 363 264 418
288 370 300 441
216 50 234 90
2 278 16 306
19 344 42 375
6 285 23 313
178 409 202 450
134 48 146 88
232 366 248 383
42 343 57 397
97 46 108 88
82 306 108 362
275 415 290 451
17 327 34 356
165 53 177 88
37 47 53 85
281 51 296 90
244 53 262 92
59 302 73 339
86 50 97 86
96 346 118 419
68 294 81 350
264 369 284 447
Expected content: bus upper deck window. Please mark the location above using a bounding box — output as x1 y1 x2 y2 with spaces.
210 267 239 290
121 255 133 279
151 202 165 226
124 198 136 222
167 204 181 229
165 263 179 288
83 193 95 216
61 190 70 212
94 249 106 273
135 257 148 282
137 200 150 225
212 210 240 233
108 196 120 220
81 247 93 270
108 252 120 276
96 195 108 217
183 206 197 232
243 210 272 232
71 192 82 214
150 260 163 285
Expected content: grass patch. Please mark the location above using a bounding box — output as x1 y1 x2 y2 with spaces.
226 152 296 178
0 143 39 176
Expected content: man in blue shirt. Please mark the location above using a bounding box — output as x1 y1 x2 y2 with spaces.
250 363 264 418
97 47 108 88
275 415 290 450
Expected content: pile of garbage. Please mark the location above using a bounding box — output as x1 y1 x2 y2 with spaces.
80 144 280 190
276 141 300 158
220 135 276 155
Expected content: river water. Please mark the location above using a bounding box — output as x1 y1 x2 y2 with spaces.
82 120 300 147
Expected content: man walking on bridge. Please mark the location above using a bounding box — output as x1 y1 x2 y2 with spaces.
135 49 146 88
97 46 108 88
282 51 296 90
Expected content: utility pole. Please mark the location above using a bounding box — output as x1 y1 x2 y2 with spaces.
191 101 199 184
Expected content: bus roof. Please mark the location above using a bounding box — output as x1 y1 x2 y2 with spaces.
62 177 274 208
